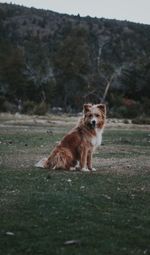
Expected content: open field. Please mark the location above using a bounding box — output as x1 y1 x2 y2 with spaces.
0 114 150 255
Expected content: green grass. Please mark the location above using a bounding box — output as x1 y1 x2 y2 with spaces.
104 130 150 147
0 133 62 152
0 127 150 255
0 168 150 255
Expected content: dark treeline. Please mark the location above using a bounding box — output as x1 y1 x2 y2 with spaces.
0 3 150 118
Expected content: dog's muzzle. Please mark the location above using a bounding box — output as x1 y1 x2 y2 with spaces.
91 120 96 128
87 119 96 129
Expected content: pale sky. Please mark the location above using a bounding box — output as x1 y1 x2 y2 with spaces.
0 0 150 25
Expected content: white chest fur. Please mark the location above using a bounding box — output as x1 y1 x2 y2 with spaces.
91 129 103 147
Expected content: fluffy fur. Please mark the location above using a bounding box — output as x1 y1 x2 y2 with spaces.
35 103 106 172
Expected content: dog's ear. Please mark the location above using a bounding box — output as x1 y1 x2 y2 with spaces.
97 104 106 114
83 103 92 113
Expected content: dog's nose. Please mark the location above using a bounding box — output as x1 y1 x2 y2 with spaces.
92 120 96 127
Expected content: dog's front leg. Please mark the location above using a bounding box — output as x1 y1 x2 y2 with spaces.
87 150 96 172
87 151 92 171
80 147 89 172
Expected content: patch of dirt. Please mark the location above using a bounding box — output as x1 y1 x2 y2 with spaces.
95 156 150 175
1 113 150 131
94 145 150 175
1 146 150 176
1 152 42 170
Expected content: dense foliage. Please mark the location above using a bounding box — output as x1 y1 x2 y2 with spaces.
0 3 150 116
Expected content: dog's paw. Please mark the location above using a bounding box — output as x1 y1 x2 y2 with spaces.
35 158 47 168
91 168 96 171
69 167 76 171
81 168 90 172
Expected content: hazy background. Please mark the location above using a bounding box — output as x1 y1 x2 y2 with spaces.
0 0 150 118
0 0 150 24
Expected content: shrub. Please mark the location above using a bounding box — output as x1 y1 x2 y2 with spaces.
22 101 36 114
1 100 17 113
33 101 48 115
109 103 142 119
22 101 48 115
0 96 6 112
123 119 130 124
142 97 150 116
132 117 150 125
109 106 135 118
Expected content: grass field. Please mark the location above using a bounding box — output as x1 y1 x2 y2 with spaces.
0 114 150 255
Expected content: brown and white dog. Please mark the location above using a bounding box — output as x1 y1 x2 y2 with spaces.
35 103 106 172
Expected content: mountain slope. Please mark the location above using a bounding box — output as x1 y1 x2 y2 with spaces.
0 2 150 116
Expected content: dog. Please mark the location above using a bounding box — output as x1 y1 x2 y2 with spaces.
35 103 106 172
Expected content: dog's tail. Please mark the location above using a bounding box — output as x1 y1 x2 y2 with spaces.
35 148 74 170
46 147 74 170
35 158 48 168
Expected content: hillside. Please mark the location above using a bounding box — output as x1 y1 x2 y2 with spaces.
0 2 150 117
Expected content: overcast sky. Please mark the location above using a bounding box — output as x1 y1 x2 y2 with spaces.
1 0 150 25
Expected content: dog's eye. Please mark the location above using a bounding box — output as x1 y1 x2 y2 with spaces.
95 114 100 117
88 114 92 118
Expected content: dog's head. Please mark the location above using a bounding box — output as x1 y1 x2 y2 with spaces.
83 103 106 129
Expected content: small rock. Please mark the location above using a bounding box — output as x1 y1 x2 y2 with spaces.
6 232 15 236
67 179 72 183
64 240 80 245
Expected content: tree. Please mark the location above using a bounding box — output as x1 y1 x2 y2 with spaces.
53 27 91 110
0 44 27 101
